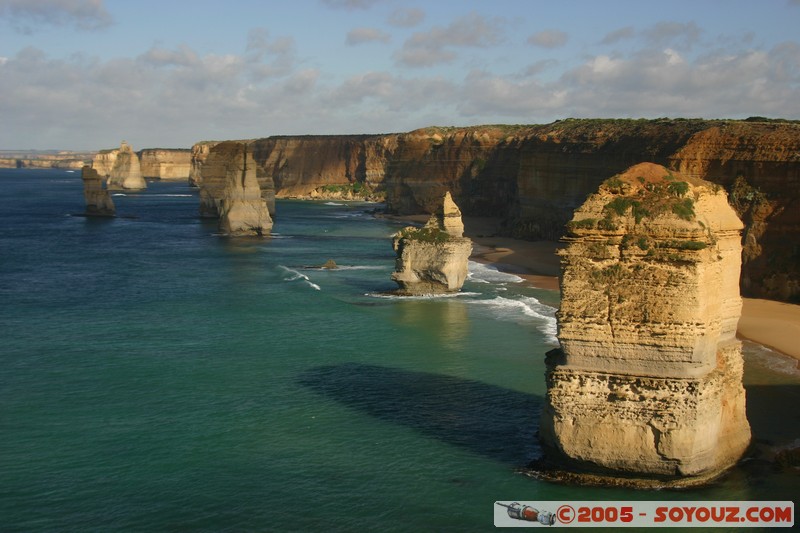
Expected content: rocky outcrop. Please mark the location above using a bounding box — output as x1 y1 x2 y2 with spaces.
188 141 220 187
199 141 272 236
106 142 146 190
81 165 115 216
139 149 192 180
539 163 750 485
391 192 472 295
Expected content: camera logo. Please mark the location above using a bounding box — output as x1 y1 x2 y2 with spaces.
496 502 556 526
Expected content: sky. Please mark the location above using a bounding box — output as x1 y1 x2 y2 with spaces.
1 0 799 150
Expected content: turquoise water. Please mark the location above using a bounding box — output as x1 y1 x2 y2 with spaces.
0 169 797 531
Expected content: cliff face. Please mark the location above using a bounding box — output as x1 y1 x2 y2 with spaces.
81 165 115 216
188 141 220 187
139 149 192 180
199 141 272 236
92 149 118 177
249 134 394 200
190 119 800 302
540 163 750 485
671 123 800 301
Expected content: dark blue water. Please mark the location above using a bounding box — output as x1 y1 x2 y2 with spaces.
1 169 797 531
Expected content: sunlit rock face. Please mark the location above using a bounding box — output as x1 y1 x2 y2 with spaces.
199 141 272 236
391 192 472 295
81 165 115 216
540 162 750 484
106 142 146 190
139 149 192 180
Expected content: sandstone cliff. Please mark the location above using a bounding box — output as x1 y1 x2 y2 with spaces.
539 163 750 485
199 141 272 236
191 118 800 302
91 148 118 177
139 149 192 180
81 165 115 216
391 191 472 295
106 142 146 190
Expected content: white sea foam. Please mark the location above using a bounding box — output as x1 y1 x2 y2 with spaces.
331 265 388 271
469 295 558 344
112 193 127 197
324 202 344 206
366 291 481 300
149 194 193 197
467 261 524 284
279 265 321 290
744 342 800 377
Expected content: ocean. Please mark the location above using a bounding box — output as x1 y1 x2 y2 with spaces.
1 168 797 531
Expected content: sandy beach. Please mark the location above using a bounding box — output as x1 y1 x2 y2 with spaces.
463 217 800 363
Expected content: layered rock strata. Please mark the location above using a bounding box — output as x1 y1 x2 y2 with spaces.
199 142 272 236
139 149 192 180
81 165 115 216
191 119 800 302
391 192 472 295
539 163 751 485
106 141 146 190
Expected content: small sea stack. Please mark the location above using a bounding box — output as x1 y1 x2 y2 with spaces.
539 162 751 487
391 191 473 295
199 141 272 236
81 165 115 216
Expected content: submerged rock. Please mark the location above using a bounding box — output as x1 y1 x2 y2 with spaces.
81 165 115 216
391 191 472 295
539 162 751 486
199 141 272 236
107 141 146 190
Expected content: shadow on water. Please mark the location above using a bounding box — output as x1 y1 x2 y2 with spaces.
297 362 542 466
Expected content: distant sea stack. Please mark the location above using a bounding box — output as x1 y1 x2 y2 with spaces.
391 191 472 295
539 162 750 486
199 141 272 236
81 165 115 216
106 141 146 190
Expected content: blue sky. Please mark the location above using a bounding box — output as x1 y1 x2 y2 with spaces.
1 0 799 150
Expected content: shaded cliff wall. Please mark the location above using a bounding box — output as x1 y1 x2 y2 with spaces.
139 149 192 180
383 127 523 216
248 134 395 197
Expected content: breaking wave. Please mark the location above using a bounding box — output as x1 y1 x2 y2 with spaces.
279 265 321 290
469 295 558 345
467 261 524 284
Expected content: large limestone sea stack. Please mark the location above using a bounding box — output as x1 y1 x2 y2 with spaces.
81 165 115 216
199 141 272 236
539 162 750 486
106 141 146 190
391 192 472 295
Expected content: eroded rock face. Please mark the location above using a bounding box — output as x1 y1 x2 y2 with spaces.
107 142 146 190
199 142 272 236
540 162 750 484
139 149 192 180
81 165 115 216
391 192 472 295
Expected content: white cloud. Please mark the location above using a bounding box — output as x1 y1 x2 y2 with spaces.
396 12 505 67
388 7 424 28
346 27 391 45
527 30 568 49
0 0 112 32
